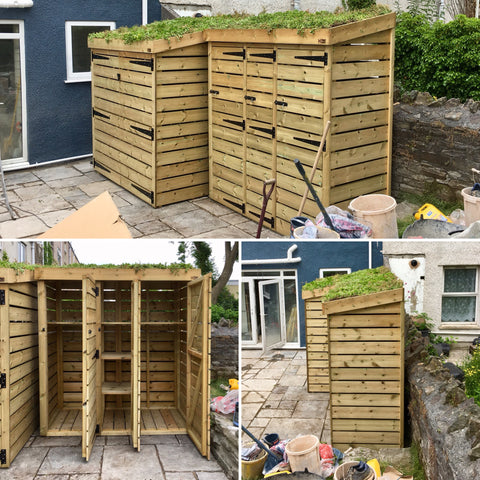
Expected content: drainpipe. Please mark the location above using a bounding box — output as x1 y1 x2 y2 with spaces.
142 0 148 25
241 244 302 265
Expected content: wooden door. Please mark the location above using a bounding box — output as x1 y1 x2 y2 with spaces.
131 280 141 451
245 46 276 229
0 284 9 467
186 274 211 458
82 276 98 461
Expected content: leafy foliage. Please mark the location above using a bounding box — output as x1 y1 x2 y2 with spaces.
342 0 376 11
89 6 391 44
302 266 403 301
211 303 238 324
395 13 480 101
462 348 480 406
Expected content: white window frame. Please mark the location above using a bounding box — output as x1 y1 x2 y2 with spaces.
65 21 115 83
18 242 26 263
56 247 62 266
441 266 480 326
319 268 351 278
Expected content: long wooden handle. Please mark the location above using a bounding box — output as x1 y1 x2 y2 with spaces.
297 120 331 217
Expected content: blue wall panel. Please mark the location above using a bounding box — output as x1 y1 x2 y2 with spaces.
241 240 384 347
1 1 162 165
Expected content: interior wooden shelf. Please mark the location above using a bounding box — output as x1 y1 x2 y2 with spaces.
102 352 132 360
47 321 82 325
102 382 131 395
101 322 132 325
141 321 186 325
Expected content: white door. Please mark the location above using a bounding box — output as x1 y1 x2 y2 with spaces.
0 21 28 169
259 280 285 351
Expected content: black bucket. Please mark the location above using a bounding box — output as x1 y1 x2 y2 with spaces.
290 216 309 238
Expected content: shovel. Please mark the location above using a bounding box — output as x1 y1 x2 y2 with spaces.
242 425 283 472
294 159 337 233
256 178 276 238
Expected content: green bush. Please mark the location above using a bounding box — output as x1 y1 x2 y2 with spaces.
342 0 376 11
210 304 238 324
462 348 480 406
395 13 480 101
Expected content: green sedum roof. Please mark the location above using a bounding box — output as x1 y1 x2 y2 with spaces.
89 6 391 44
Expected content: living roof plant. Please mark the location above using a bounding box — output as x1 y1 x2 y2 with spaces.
89 6 391 44
302 266 403 301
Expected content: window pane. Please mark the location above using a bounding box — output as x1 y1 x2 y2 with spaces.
71 25 109 73
442 296 476 322
241 283 253 341
444 268 476 293
0 25 19 34
284 279 298 343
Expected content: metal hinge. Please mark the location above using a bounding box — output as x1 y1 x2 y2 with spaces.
244 95 256 102
93 109 110 120
0 290 5 305
132 184 154 204
93 160 111 174
131 125 154 141
223 49 246 59
250 125 275 139
294 136 326 151
209 89 219 95
223 118 245 130
94 350 99 359
96 424 100 434
274 100 288 107
250 51 276 62
248 210 275 228
92 286 99 297
294 53 328 65
224 198 245 214
129 58 154 71
0 373 6 389
0 449 6 465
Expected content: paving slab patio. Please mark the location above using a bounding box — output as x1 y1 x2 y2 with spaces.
0 433 229 480
2 158 284 239
242 349 331 445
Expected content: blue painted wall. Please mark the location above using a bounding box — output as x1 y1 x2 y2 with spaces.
241 240 384 347
1 0 162 165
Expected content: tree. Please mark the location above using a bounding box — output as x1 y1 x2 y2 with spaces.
177 241 187 264
211 241 238 305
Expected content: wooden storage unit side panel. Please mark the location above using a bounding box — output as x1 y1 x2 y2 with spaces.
328 293 404 449
304 298 329 393
275 45 326 235
7 282 39 465
156 44 209 207
175 284 189 418
91 50 156 206
329 30 393 208
209 44 247 215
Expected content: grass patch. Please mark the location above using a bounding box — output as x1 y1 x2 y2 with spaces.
302 266 403 301
210 377 229 398
398 191 463 217
89 6 391 44
405 442 426 480
397 214 416 238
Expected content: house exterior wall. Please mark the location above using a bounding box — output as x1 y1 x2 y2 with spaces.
0 241 78 264
0 1 161 166
241 240 383 347
382 240 480 341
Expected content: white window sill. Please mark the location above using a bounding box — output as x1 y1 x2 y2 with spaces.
0 1 33 7
439 323 479 330
64 78 91 84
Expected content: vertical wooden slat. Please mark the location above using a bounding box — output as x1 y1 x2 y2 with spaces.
131 280 141 451
37 281 48 437
96 282 104 431
322 45 333 207
386 27 395 196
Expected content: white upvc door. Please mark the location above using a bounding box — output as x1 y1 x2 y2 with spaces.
259 279 285 351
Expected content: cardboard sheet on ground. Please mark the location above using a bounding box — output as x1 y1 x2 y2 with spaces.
39 191 131 239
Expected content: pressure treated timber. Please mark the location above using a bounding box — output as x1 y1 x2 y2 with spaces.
208 13 395 235
303 285 404 449
89 35 209 207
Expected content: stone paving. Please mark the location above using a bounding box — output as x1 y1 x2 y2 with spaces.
1 158 283 239
241 349 330 445
0 433 229 480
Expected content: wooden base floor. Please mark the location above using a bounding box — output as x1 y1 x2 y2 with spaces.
47 408 82 436
46 408 187 436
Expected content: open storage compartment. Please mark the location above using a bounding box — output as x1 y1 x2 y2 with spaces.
36 267 211 461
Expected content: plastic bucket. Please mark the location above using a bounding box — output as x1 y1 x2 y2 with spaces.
349 194 398 238
334 461 377 480
290 216 309 238
285 435 321 475
293 226 340 239
461 187 480 226
241 444 267 480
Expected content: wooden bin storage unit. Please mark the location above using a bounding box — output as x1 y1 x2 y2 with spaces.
303 287 404 449
0 271 39 468
207 13 395 235
36 267 211 461
88 33 209 207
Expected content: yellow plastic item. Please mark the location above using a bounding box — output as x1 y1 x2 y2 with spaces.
229 378 238 390
414 203 452 223
264 472 291 477
367 459 381 478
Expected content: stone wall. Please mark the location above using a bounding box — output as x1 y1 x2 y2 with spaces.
392 92 480 203
211 412 239 480
211 325 238 380
406 328 480 479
